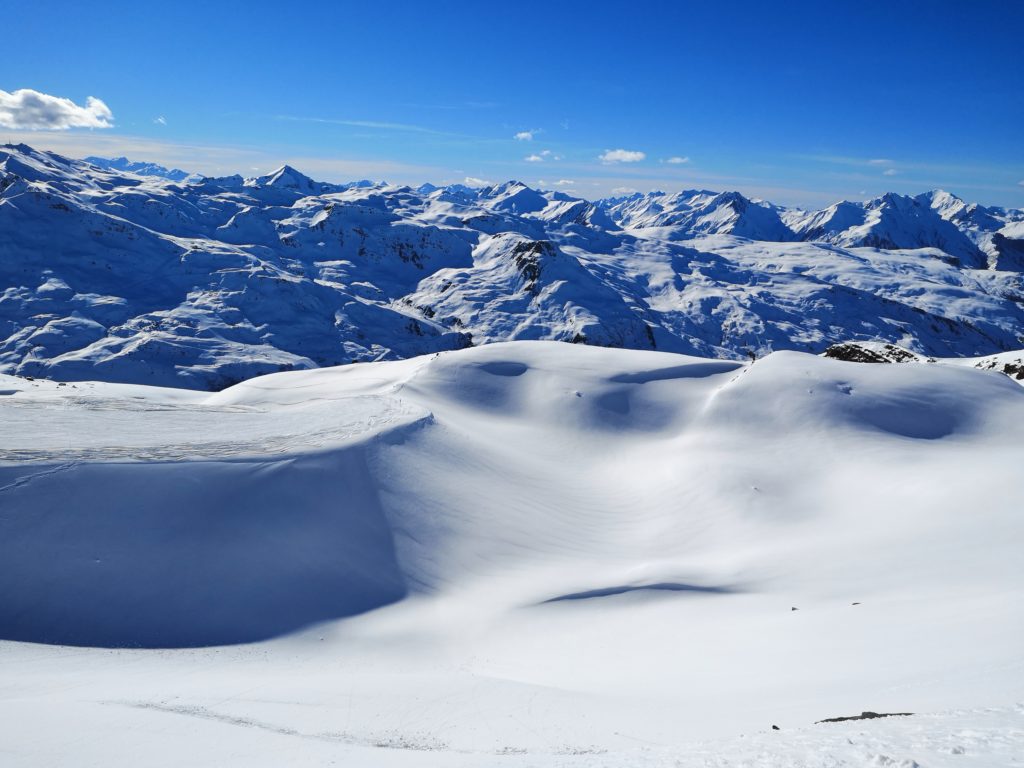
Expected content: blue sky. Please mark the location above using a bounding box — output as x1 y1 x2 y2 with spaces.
2 0 1022 207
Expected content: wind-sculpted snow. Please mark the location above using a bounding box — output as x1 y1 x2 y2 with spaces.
0 357 430 646
2 143 1023 390
1 342 1023 764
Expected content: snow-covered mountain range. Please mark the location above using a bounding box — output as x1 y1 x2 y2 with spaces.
2 143 1022 389
82 155 191 182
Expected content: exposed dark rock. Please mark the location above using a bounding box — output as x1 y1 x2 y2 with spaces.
823 342 923 364
511 240 557 295
816 711 913 724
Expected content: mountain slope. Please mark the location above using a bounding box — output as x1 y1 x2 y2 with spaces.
788 192 987 267
2 143 1023 388
604 189 795 240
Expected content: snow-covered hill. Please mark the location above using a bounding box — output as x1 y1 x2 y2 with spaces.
2 143 1023 389
2 342 1022 765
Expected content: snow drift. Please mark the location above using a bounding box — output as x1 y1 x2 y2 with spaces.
2 341 1023 763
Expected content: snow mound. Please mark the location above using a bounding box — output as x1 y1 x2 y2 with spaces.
1 342 1023 762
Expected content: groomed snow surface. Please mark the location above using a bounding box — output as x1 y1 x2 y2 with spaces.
2 341 1022 766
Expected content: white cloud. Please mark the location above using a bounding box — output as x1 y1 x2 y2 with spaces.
525 149 562 163
276 115 459 137
611 186 638 194
883 168 898 176
600 149 645 164
0 88 113 130
554 179 575 186
665 156 690 165
868 158 893 166
154 116 167 126
463 176 491 187
514 131 533 141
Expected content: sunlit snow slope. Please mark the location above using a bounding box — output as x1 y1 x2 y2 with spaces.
3 143 1024 390
1 342 1022 765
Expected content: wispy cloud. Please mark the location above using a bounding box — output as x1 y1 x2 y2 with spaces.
0 88 113 130
398 100 499 111
153 116 167 126
0 130 454 185
882 168 899 176
600 148 645 164
802 155 900 169
463 176 491 186
275 114 455 137
514 130 534 141
524 149 561 163
665 156 690 165
611 186 638 194
554 179 575 186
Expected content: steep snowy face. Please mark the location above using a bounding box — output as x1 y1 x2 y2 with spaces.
242 164 357 203
919 188 1013 235
1 142 1023 389
605 189 794 240
914 189 1024 270
782 190 1024 269
478 180 550 215
405 234 656 349
833 193 986 266
784 200 867 240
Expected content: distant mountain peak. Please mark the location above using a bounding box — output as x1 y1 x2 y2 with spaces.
84 155 190 182
255 164 316 188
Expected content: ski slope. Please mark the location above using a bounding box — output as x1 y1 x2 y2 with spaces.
1 342 1022 765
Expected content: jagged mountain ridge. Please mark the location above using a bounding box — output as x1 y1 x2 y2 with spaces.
84 155 191 182
608 187 1024 268
1 143 1022 389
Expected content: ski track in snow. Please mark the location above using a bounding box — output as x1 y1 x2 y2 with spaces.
58 700 1024 765
106 700 452 752
0 461 80 493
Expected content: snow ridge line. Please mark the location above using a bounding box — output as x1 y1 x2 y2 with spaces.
0 461 79 494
